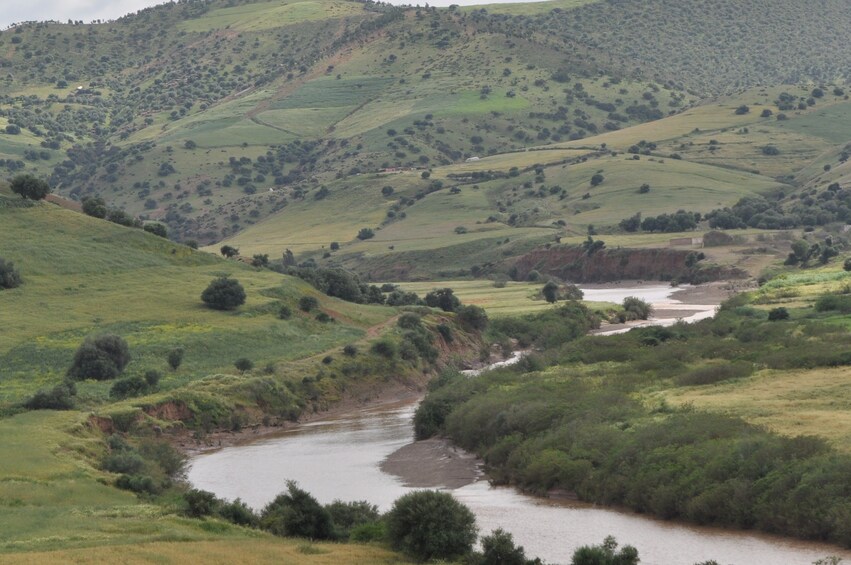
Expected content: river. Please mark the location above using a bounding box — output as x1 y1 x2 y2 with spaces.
187 284 850 564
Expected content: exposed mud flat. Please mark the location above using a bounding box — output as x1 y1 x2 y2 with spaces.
380 438 483 489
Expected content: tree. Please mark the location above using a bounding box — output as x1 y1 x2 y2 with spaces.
260 481 334 540
622 296 652 320
67 334 131 381
768 307 789 321
82 197 108 219
299 296 319 312
357 228 375 240
734 105 750 115
590 173 605 186
542 281 559 304
571 536 639 565
0 258 22 289
143 222 167 238
234 358 253 372
10 174 50 200
843 258 851 272
458 305 488 330
201 277 246 310
386 490 477 561
251 254 269 268
167 348 184 370
425 288 461 312
220 245 239 258
480 528 529 565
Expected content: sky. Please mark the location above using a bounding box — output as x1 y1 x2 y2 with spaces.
1 0 543 29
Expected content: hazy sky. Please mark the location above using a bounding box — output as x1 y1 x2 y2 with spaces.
2 0 542 29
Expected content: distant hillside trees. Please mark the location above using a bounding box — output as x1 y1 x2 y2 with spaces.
0 258 22 289
67 334 131 381
10 174 50 200
201 277 246 311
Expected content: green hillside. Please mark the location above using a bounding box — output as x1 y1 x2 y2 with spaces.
2 0 846 257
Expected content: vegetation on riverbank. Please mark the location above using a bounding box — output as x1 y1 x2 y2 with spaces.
416 270 851 548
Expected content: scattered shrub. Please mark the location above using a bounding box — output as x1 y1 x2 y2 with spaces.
0 258 22 289
201 277 246 311
260 481 334 540
299 296 319 312
67 334 131 381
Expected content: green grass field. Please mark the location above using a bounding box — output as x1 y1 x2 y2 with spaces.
0 199 389 405
179 0 365 32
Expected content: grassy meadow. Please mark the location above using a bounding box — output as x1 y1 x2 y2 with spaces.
0 199 390 406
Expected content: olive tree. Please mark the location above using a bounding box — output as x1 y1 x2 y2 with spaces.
201 277 246 310
10 174 50 200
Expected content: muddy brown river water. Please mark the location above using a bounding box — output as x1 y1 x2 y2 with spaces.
187 285 851 564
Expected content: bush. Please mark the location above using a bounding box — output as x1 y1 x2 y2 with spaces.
437 323 453 343
325 500 380 540
184 489 218 518
260 481 334 539
425 288 461 312
480 528 530 565
675 361 754 386
397 312 422 329
386 491 477 561
315 312 333 323
0 258 22 289
571 536 639 565
235 358 254 372
622 297 652 320
115 474 159 495
767 307 790 321
201 277 246 311
843 258 851 272
299 296 319 312
110 375 151 399
815 294 851 314
67 334 131 381
103 450 145 474
10 174 50 200
167 348 184 370
356 228 375 240
24 381 76 410
458 305 488 331
371 340 397 359
279 305 293 319
219 498 259 527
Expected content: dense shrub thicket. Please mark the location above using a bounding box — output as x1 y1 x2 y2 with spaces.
416 299 851 547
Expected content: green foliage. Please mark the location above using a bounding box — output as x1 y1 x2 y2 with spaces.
234 358 254 373
9 174 50 200
143 222 168 238
397 312 422 330
386 490 477 561
425 287 461 312
23 381 76 410
324 500 381 540
542 281 559 304
218 498 259 527
674 361 754 386
167 347 185 370
220 245 239 258
458 304 489 331
278 304 293 319
299 296 319 312
814 294 851 314
356 228 375 240
370 339 397 359
110 373 158 399
479 528 532 565
0 257 22 289
201 277 246 310
67 334 131 381
184 489 219 518
571 536 639 565
621 296 652 320
260 481 334 540
767 307 790 321
286 266 383 305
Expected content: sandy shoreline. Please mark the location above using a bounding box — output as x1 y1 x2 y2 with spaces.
380 438 483 489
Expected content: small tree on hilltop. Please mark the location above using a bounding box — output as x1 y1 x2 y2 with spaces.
0 258 22 289
10 174 50 200
67 334 130 381
201 277 246 310
386 490 477 561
